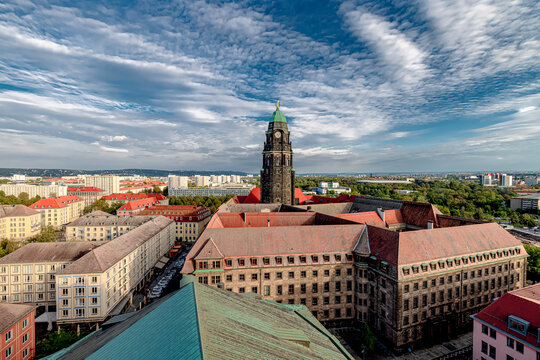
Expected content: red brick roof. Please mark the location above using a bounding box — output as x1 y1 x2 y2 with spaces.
139 205 211 221
400 202 442 228
206 212 358 229
68 187 104 192
333 212 386 227
235 188 356 205
29 195 83 209
103 193 166 201
474 283 540 347
0 303 35 334
364 222 523 266
118 198 158 211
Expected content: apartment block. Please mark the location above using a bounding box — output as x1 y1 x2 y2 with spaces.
65 211 155 241
510 194 540 211
102 193 168 206
83 175 120 196
0 303 35 360
0 205 41 240
0 242 98 310
116 198 160 216
472 283 540 360
138 205 211 242
67 187 106 207
55 216 175 324
29 195 84 228
167 175 188 189
0 184 68 198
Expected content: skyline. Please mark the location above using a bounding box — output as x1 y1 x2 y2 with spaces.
1 0 539 173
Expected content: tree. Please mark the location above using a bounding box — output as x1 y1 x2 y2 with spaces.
524 244 540 282
29 226 57 243
0 239 22 258
359 323 376 353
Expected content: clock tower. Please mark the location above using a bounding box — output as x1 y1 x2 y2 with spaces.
260 101 295 204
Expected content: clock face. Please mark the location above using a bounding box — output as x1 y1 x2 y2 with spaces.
274 132 281 138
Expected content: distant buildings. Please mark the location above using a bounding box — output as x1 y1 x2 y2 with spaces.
67 187 105 207
116 198 161 216
194 175 211 187
102 193 167 206
83 175 120 196
0 242 98 308
65 212 155 241
55 216 175 324
53 276 354 360
471 283 540 360
480 174 493 186
167 175 188 189
501 174 513 187
510 194 540 211
357 179 414 184
29 195 84 227
138 205 211 242
0 303 35 360
0 205 41 240
0 184 68 198
523 176 539 186
312 182 351 195
169 185 253 197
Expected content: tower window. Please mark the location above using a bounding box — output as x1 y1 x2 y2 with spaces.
276 157 280 166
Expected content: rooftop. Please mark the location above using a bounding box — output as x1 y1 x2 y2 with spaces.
0 303 35 334
206 212 356 229
0 242 101 264
0 204 40 218
67 213 155 227
30 195 84 209
68 187 104 192
58 276 353 360
117 198 159 211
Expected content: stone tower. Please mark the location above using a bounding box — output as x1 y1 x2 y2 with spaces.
260 101 295 204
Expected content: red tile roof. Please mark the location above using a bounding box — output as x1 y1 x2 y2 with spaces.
0 303 35 334
206 212 358 229
474 283 540 347
29 195 83 209
68 187 104 192
103 193 166 201
400 202 442 228
333 212 386 227
234 188 356 205
118 198 158 211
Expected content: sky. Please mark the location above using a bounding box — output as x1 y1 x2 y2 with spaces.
0 0 539 174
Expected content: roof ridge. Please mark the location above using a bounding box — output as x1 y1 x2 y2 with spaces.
191 282 206 358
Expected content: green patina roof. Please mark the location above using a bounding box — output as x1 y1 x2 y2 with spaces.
270 108 287 123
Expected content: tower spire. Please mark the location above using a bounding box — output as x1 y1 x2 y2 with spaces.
276 100 279 109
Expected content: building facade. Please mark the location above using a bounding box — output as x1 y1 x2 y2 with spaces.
0 243 98 310
55 216 175 324
0 303 35 360
67 187 105 207
168 186 253 197
29 195 85 228
471 283 540 360
65 212 154 242
167 175 189 189
102 193 167 206
260 102 295 205
510 194 540 211
83 175 120 196
0 184 68 198
138 205 212 242
116 198 160 216
0 205 41 240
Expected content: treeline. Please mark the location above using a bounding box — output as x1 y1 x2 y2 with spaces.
0 191 41 206
524 244 540 283
295 177 538 227
83 199 124 215
0 226 58 258
169 195 234 213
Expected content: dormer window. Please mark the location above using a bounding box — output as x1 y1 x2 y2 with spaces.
263 257 270 265
275 256 282 265
197 261 208 270
402 267 410 276
238 258 245 267
508 315 529 336
287 256 295 264
311 255 319 263
250 258 258 266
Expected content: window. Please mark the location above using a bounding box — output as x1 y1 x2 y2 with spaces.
404 284 410 293
5 347 12 358
22 318 28 329
299 256 306 263
403 316 409 325
277 285 282 295
516 341 524 354
276 272 282 279
312 297 318 305
300 271 306 278
287 256 295 264
404 299 410 310
506 356 514 360
507 337 514 348
238 258 245 267
275 257 282 265
250 258 257 266
264 285 270 296
23 348 29 358
288 271 294 279
239 274 245 281
264 273 270 280
288 284 294 294
5 330 13 342
312 270 318 277
323 255 330 262
22 333 28 344
226 275 232 282
312 283 318 293
489 328 496 339
489 345 496 359
481 341 488 354
225 259 232 267
311 255 319 263
251 273 258 281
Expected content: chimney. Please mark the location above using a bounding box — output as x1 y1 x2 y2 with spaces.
427 220 434 229
376 207 385 222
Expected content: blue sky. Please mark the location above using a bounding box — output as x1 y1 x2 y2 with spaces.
0 0 539 173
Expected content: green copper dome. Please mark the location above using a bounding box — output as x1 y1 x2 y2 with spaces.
270 101 287 123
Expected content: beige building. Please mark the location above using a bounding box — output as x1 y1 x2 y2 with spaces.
56 216 175 324
0 184 68 198
29 195 85 228
0 205 41 240
83 175 120 196
65 212 155 241
0 242 99 310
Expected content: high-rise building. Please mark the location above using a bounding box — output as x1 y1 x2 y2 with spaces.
83 175 120 195
194 175 210 187
501 174 513 187
0 184 68 198
480 174 492 186
167 175 189 189
260 101 295 205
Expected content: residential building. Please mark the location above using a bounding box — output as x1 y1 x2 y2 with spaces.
182 210 527 353
510 194 540 211
0 184 68 198
169 185 253 197
83 175 120 196
501 174 513 187
194 175 210 187
29 195 84 228
260 102 295 205
0 303 35 360
0 205 41 240
53 276 354 360
138 205 211 242
480 174 493 186
313 182 352 195
0 242 99 310
167 175 188 189
55 216 175 324
523 176 539 186
65 212 155 241
67 187 105 207
471 283 540 360
102 193 167 206
116 198 160 216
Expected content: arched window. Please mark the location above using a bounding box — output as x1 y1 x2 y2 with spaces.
276 156 280 166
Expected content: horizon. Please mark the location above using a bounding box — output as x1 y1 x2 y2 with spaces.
1 1 539 173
